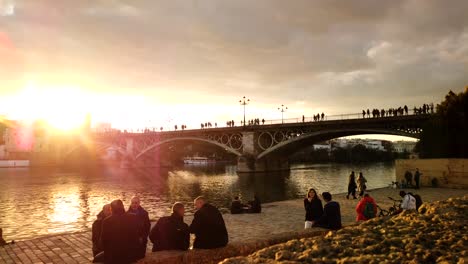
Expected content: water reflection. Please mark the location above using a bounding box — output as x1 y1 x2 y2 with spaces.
0 162 395 241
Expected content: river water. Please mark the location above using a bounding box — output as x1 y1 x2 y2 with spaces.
0 162 395 241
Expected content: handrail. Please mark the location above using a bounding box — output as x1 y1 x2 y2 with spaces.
93 106 433 134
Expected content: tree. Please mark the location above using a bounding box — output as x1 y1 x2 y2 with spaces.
416 87 468 158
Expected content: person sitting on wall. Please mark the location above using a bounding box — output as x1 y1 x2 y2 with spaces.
101 200 140 264
190 196 228 249
230 196 245 214
149 202 189 251
248 194 262 214
313 192 342 230
92 204 111 261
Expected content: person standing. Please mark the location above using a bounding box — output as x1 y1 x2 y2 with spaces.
414 168 421 189
304 188 323 229
404 170 413 188
101 200 140 264
127 196 151 259
189 196 228 249
346 171 357 199
149 202 189 251
313 192 342 230
92 204 111 258
355 194 377 221
357 172 367 197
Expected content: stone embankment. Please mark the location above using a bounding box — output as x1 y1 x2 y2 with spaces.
220 195 468 264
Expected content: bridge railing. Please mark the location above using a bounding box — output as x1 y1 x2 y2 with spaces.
262 113 364 125
93 106 433 134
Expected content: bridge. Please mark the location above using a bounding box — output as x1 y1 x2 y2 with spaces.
74 112 431 173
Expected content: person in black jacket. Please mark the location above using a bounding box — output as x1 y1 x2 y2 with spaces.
149 202 189 251
304 188 323 228
248 194 261 214
313 192 342 230
127 196 150 259
346 171 357 199
92 204 111 258
230 196 244 214
101 200 140 264
189 196 228 249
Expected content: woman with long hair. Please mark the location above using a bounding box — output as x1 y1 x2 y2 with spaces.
357 172 367 197
304 188 323 229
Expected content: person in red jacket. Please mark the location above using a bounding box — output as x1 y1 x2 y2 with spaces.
356 194 377 221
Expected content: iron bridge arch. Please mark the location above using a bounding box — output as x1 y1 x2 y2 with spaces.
257 128 420 160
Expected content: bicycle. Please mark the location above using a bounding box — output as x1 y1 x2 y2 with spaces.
377 196 402 217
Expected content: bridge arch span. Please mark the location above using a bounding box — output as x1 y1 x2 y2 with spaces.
63 142 127 161
134 137 242 160
257 128 419 160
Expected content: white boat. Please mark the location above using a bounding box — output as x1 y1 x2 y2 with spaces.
183 156 217 165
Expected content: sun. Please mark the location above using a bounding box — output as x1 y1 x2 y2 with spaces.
12 83 91 132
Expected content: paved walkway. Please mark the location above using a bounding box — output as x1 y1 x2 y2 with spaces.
1 187 467 264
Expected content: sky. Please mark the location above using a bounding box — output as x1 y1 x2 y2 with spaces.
0 0 467 133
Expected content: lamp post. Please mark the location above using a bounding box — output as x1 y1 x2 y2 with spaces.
278 104 288 124
239 96 250 126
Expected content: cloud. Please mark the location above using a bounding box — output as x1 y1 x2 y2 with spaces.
0 0 467 118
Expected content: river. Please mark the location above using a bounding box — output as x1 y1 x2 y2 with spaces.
0 162 395 241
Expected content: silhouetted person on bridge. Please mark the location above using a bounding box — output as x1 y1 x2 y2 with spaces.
321 113 325 121
190 196 228 249
404 105 408 115
262 118 265 125
101 200 140 264
149 202 189 251
367 109 370 118
362 110 366 118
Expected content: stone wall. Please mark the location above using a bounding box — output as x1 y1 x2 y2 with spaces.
138 229 327 264
395 159 468 189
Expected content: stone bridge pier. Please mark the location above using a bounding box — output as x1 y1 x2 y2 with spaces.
236 131 290 173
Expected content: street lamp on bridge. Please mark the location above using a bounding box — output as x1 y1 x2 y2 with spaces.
278 104 288 124
239 96 250 126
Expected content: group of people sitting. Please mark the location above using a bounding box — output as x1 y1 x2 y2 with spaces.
304 188 424 230
230 195 262 214
303 189 342 230
92 196 228 264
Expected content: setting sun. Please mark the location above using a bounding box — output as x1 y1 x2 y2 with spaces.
9 83 90 131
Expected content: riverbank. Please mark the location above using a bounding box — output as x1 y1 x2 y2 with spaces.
220 195 468 263
1 187 466 263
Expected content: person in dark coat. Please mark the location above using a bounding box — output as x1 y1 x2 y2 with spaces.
101 199 140 264
189 196 228 249
304 188 323 228
414 168 421 189
248 194 261 213
127 196 151 259
230 196 244 214
149 202 189 251
346 171 357 199
313 192 342 230
92 204 111 257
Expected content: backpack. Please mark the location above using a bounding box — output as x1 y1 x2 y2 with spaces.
363 202 375 219
413 194 423 210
